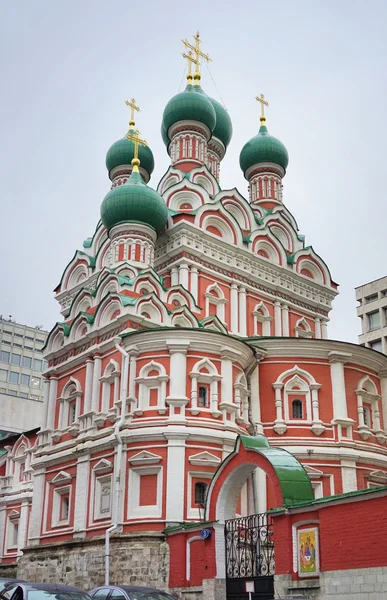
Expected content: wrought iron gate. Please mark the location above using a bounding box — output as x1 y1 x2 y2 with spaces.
225 513 275 599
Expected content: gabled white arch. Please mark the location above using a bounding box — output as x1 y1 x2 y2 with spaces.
295 317 313 338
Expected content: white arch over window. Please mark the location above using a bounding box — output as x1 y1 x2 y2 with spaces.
96 279 119 303
58 377 82 432
223 202 250 230
137 299 163 324
254 239 281 264
99 359 121 415
253 301 272 336
355 375 383 442
97 298 122 327
272 366 324 436
189 358 221 417
67 263 88 289
50 329 65 352
201 215 236 244
70 318 88 342
295 317 313 338
271 225 293 253
135 361 169 415
205 283 227 322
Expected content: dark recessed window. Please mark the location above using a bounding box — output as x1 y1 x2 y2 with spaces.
292 399 303 419
194 481 208 506
198 385 209 407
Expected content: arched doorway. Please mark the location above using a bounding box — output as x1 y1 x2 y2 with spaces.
205 435 313 599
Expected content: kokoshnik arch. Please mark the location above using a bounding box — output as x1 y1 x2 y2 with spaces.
1 31 387 596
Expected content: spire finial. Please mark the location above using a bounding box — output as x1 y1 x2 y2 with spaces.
182 49 195 84
256 93 269 125
182 31 212 85
125 98 141 129
126 129 147 172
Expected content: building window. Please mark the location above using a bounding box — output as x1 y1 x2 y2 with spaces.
9 390 17 396
0 351 10 363
292 399 303 419
19 461 26 482
60 495 70 521
31 376 41 389
194 481 208 506
198 385 209 408
33 359 43 371
21 374 30 386
365 294 378 303
0 369 7 381
22 356 32 369
368 311 380 331
363 405 371 428
369 339 383 352
10 520 19 548
9 371 19 384
68 401 76 425
11 354 21 366
20 392 29 398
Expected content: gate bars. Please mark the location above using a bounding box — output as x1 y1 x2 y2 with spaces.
225 513 275 579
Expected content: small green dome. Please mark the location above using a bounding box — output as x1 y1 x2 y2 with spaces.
239 123 289 175
207 96 233 147
162 84 216 146
101 169 168 234
106 136 155 176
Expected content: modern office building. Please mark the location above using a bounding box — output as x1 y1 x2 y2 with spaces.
0 317 48 433
355 276 387 354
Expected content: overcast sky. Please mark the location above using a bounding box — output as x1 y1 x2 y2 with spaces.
1 0 386 342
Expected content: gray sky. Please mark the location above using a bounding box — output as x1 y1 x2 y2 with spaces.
1 0 386 341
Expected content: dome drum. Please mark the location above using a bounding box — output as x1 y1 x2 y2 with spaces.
245 162 286 181
167 120 212 144
109 164 151 184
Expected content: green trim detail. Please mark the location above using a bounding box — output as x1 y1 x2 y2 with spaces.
239 435 314 506
83 237 93 248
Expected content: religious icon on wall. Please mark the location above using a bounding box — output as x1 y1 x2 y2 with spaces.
297 527 319 577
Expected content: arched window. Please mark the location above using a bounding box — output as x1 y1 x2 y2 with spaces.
292 399 303 419
194 481 208 506
198 385 209 407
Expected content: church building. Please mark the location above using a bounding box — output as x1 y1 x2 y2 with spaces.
1 32 387 599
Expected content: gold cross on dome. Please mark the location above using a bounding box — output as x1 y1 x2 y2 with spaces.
126 129 147 171
182 49 195 83
182 31 212 83
256 93 269 122
125 98 140 128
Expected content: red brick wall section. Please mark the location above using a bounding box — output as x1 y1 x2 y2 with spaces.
168 529 216 588
139 473 158 506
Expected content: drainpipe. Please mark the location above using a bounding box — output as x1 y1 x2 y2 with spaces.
105 339 129 585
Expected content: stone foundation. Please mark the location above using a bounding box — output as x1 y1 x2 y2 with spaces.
17 533 169 590
0 563 17 579
319 567 387 599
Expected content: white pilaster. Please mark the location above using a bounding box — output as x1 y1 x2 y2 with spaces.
179 262 190 289
239 287 247 336
281 304 289 336
164 433 188 523
46 376 58 430
91 355 102 413
17 500 29 555
28 467 45 545
166 341 189 400
42 378 50 429
230 283 239 334
84 358 94 413
341 458 357 492
321 319 328 339
190 266 199 303
315 317 322 339
73 454 90 537
220 353 233 405
127 347 139 413
249 363 263 433
274 300 282 336
0 505 5 558
380 371 387 433
253 468 267 513
171 266 179 286
329 351 352 420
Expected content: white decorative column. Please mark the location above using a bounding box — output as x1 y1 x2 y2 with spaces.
46 376 58 430
166 340 190 419
190 266 199 303
84 357 94 413
230 283 239 334
0 505 5 558
249 359 264 434
314 317 322 339
28 466 45 545
281 304 289 336
272 382 287 434
171 266 179 286
380 370 387 434
219 348 237 423
274 300 282 336
17 500 29 555
42 378 50 428
91 354 102 413
341 458 357 493
310 383 325 435
164 433 189 523
127 346 139 414
239 287 247 336
179 262 190 289
329 351 354 436
321 319 328 339
73 453 90 538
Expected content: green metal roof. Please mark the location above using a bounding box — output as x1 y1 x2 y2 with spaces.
207 95 233 147
162 84 216 145
239 435 314 506
239 124 289 175
106 136 155 176
100 170 168 234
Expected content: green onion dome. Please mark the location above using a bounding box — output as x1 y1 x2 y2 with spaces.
239 120 289 176
106 135 155 178
161 83 216 146
101 163 168 234
207 96 233 148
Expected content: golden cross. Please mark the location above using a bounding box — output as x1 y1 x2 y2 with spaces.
182 49 195 83
125 98 140 128
126 129 147 171
182 31 212 83
256 93 269 121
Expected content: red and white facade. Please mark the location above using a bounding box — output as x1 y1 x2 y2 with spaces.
1 101 387 588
